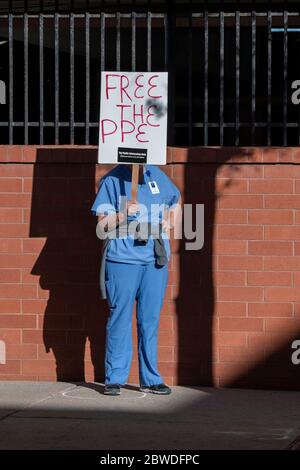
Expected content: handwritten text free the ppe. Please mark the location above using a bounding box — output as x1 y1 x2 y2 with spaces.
100 74 163 144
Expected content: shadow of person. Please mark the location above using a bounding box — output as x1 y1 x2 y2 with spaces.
29 148 108 382
81 382 141 394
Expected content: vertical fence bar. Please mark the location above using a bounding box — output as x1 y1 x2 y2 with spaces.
204 10 208 145
164 12 168 71
299 12 300 145
101 13 105 72
100 11 105 140
8 12 13 144
251 10 256 145
219 10 224 145
70 11 74 144
24 13 28 144
85 11 90 144
267 10 272 145
132 11 136 71
147 11 151 71
116 11 121 71
283 10 288 146
235 10 240 146
54 12 59 144
166 1 175 146
188 10 192 145
39 11 44 144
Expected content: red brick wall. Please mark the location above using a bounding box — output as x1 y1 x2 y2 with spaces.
0 145 300 390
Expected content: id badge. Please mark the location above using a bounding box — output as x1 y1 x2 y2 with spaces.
148 181 160 194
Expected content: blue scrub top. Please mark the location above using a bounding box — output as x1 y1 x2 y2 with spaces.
91 164 181 264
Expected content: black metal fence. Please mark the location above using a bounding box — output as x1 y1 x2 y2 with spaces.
0 1 300 146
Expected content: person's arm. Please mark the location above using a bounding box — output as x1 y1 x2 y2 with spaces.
96 212 124 235
96 200 140 236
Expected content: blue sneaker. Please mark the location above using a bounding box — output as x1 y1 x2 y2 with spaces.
104 383 121 396
140 383 172 395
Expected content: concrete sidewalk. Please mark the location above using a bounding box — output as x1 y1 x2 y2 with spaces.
0 381 299 450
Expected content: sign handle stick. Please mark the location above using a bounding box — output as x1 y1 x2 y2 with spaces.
131 164 139 201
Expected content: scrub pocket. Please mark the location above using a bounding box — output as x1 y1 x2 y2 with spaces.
105 262 117 309
105 278 116 309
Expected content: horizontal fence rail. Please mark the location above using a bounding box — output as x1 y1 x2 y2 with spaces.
0 8 299 146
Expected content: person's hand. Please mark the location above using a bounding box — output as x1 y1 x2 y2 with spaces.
126 200 140 216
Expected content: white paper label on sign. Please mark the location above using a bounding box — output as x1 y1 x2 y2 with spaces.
148 181 160 194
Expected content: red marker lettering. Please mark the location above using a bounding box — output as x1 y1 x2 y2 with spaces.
133 104 144 124
101 119 117 143
134 74 145 99
120 75 132 103
105 74 120 100
148 75 162 99
146 105 160 127
136 123 149 143
116 104 131 121
121 120 135 142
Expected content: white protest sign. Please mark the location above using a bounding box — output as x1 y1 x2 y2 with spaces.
98 71 168 165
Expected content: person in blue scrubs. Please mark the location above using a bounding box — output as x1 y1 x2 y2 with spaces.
91 163 181 396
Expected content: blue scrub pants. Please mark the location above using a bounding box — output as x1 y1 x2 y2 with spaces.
104 260 169 386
